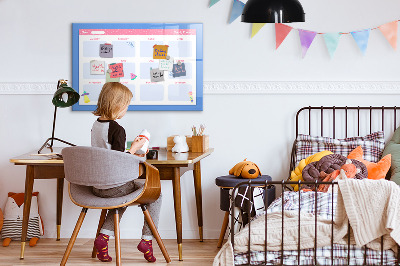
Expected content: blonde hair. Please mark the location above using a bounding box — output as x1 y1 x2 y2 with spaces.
93 82 133 120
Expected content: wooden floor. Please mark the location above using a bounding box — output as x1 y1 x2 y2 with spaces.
0 239 221 265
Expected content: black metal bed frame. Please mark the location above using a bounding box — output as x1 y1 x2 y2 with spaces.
230 106 400 266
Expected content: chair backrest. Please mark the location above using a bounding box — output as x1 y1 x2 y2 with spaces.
62 146 145 187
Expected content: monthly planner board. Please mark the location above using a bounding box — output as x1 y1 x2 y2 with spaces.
72 23 203 111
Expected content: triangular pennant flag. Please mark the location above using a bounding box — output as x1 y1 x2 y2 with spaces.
251 23 266 38
351 29 370 55
298 29 317 58
275 23 293 49
378 21 398 50
229 0 245 24
323 33 341 58
209 0 220 7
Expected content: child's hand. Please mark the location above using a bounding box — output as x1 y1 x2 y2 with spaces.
129 137 147 155
134 149 149 157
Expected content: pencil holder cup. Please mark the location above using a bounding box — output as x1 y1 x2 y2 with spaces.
191 135 209 153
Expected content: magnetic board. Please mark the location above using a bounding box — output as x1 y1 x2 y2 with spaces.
72 23 203 111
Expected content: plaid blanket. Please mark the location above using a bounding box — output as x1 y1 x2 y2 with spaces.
234 191 397 265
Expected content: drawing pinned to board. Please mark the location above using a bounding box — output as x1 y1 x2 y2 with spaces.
99 43 113 58
189 91 193 103
81 91 90 103
172 62 186 77
153 45 169 59
150 68 165 82
130 73 137 80
90 60 105 75
108 63 124 78
159 56 174 71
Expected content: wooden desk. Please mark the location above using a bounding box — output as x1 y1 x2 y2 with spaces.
10 147 213 261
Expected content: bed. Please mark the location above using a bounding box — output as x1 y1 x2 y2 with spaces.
214 106 400 266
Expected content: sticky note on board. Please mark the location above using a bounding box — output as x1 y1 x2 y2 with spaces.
150 68 165 82
108 63 124 78
172 63 187 78
159 57 174 71
99 43 113 58
106 72 120 82
153 45 169 59
90 60 105 75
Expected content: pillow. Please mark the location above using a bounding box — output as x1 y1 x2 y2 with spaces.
295 131 385 166
289 150 333 191
348 146 391 180
382 126 400 184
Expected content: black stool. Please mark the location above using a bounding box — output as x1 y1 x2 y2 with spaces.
215 175 275 248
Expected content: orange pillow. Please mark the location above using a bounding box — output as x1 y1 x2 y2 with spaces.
347 146 391 180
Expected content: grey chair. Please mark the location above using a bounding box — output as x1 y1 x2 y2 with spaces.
60 146 171 265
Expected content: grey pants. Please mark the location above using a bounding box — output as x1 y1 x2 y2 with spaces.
92 180 162 240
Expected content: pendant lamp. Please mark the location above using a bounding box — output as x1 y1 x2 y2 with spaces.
38 79 80 154
241 0 305 23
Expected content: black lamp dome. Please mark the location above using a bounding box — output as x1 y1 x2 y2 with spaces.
241 0 305 23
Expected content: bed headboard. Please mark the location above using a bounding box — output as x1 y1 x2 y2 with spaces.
290 106 400 179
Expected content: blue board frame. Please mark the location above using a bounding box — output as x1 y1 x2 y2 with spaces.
72 23 203 111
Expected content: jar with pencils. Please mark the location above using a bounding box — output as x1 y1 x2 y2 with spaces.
191 124 209 153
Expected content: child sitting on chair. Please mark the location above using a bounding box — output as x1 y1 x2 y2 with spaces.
91 82 162 263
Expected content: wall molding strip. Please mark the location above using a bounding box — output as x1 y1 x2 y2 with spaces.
0 81 399 95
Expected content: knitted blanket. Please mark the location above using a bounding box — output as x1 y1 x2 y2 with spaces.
335 178 399 251
213 179 400 266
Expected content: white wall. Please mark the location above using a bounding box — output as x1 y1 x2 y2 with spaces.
1 0 400 239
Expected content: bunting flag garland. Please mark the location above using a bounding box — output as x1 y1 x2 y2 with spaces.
209 0 220 8
251 23 266 38
298 29 317 58
351 29 370 55
378 21 398 50
208 4 400 57
229 0 245 24
275 23 293 49
323 33 341 58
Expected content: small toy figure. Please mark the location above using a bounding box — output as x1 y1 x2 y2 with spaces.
1 192 43 247
172 135 189 153
229 159 261 179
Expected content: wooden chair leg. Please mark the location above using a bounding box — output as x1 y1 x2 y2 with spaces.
114 210 121 266
141 205 171 263
60 208 88 266
217 211 230 248
91 209 108 258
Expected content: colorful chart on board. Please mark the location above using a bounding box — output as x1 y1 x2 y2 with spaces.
72 23 203 111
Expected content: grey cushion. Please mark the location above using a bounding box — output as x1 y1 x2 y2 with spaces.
62 146 145 188
382 126 400 184
69 180 145 208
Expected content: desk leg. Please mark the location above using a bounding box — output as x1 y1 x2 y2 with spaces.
193 161 203 242
20 165 35 259
56 178 64 241
172 167 183 261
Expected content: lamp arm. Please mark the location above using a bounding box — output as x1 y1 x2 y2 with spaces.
50 105 57 148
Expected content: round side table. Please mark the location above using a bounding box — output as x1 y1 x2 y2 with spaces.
215 175 275 248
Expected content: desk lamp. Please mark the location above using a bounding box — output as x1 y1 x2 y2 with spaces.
241 0 305 23
38 79 80 154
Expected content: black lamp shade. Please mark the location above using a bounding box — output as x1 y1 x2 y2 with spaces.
241 0 305 23
52 84 80 108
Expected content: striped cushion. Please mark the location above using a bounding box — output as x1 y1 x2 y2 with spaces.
1 217 40 240
295 131 385 167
